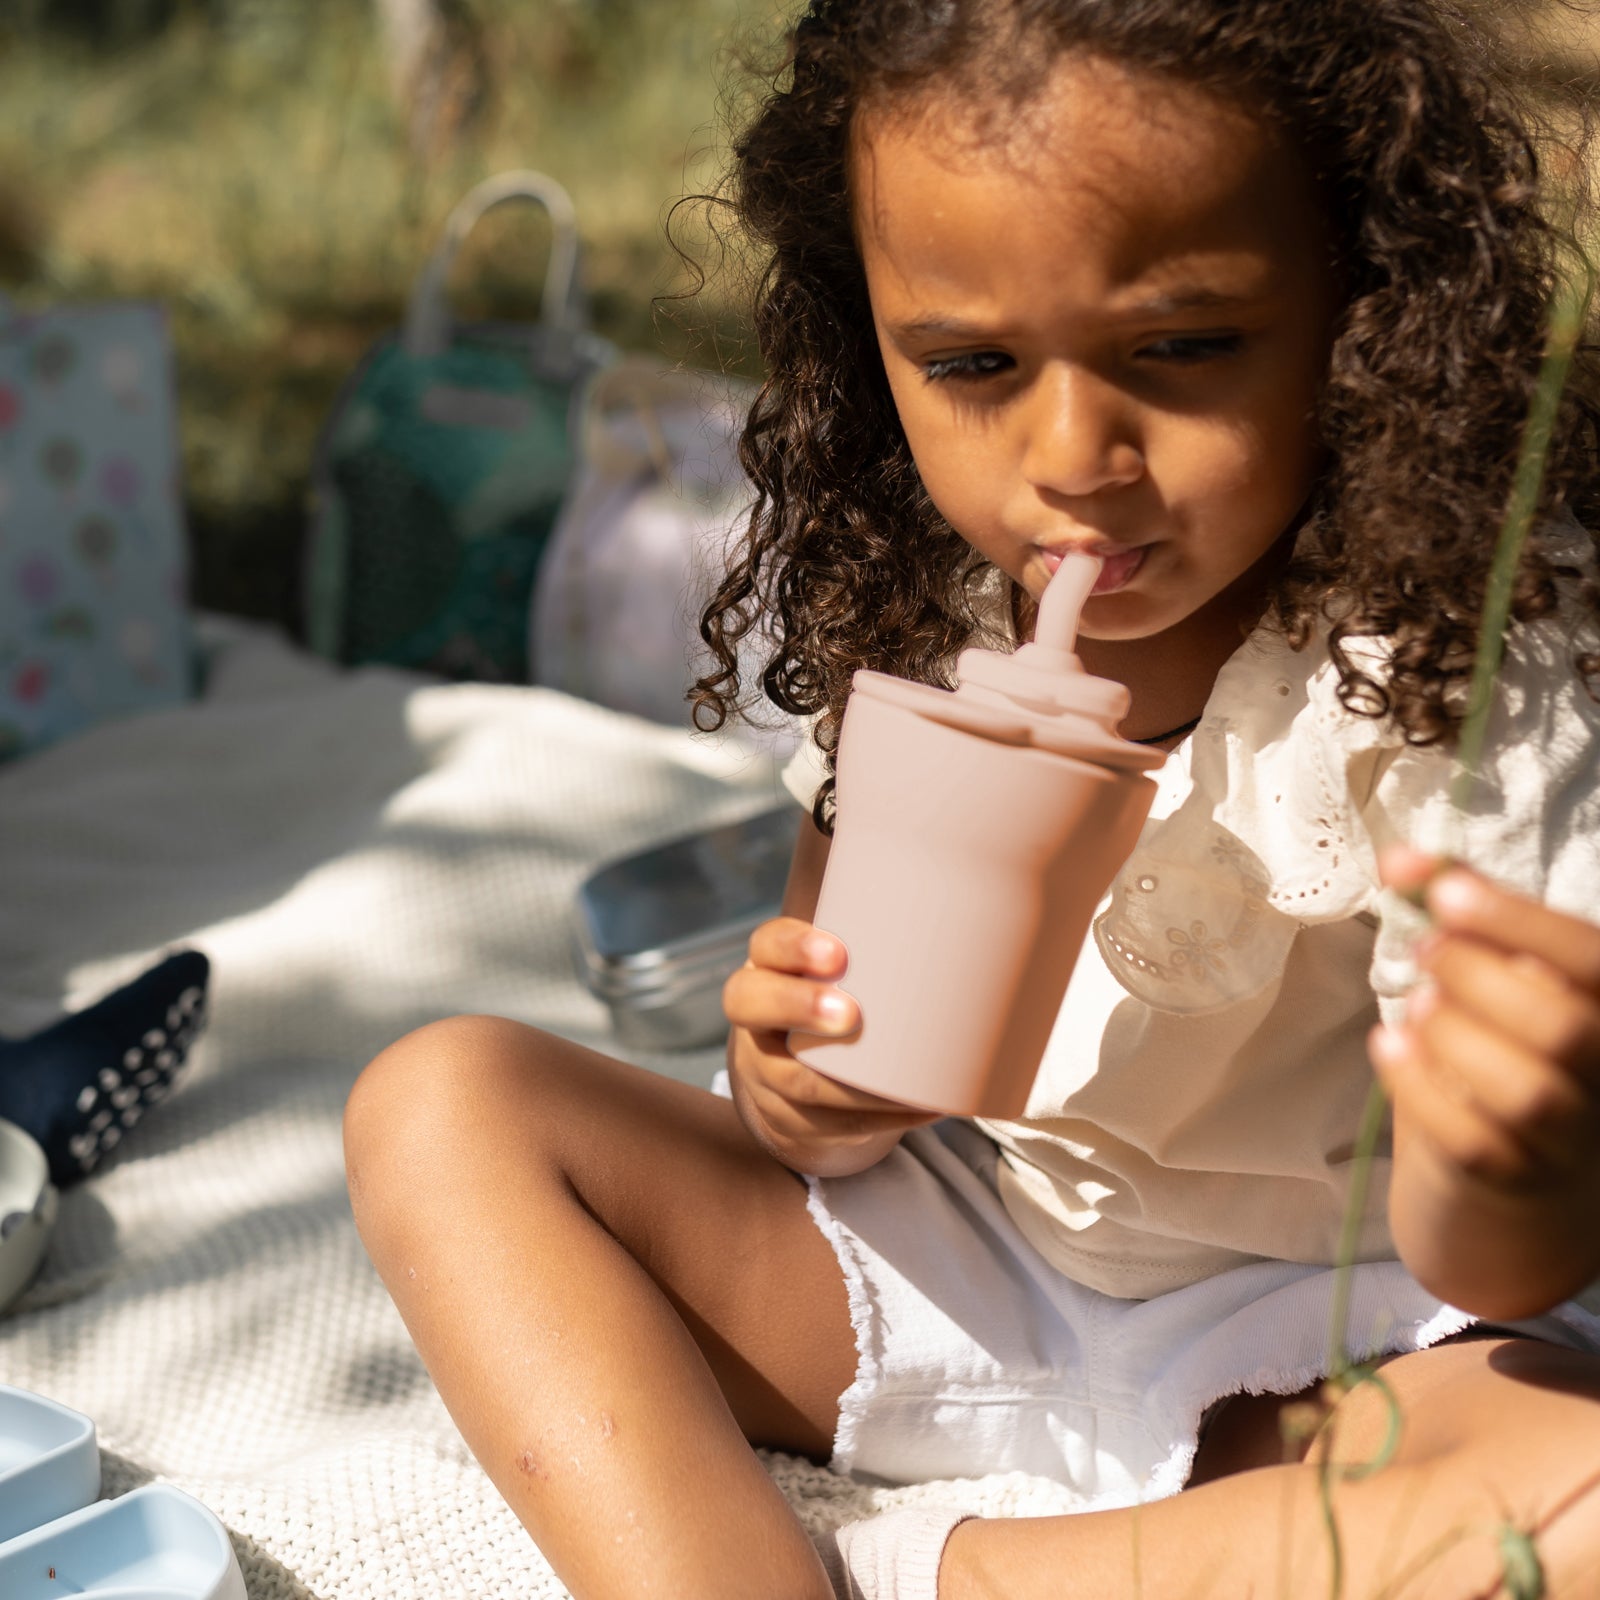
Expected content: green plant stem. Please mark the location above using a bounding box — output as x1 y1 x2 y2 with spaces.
1450 266 1595 821
1312 1366 1402 1600
1318 1451 1346 1600
1325 1080 1391 1380
1312 261 1595 1600
1330 266 1593 1387
1328 262 1595 1379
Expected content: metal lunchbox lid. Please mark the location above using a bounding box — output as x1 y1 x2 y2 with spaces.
573 805 803 1006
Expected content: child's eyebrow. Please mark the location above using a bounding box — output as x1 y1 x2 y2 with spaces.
888 287 1265 343
887 315 1008 342
1121 287 1258 315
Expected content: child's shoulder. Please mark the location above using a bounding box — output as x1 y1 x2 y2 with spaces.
1210 517 1600 918
1214 515 1596 755
1099 550 1600 1018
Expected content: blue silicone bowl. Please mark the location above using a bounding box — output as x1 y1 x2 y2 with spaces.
0 1384 99 1545
0 1483 246 1600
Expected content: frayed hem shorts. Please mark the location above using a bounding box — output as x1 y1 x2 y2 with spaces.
801 1118 1600 1509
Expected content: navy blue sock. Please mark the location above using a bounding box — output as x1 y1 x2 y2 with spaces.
0 951 210 1188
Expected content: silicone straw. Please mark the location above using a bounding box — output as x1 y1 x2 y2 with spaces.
1034 549 1103 654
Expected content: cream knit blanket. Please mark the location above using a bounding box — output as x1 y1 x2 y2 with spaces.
0 620 1075 1598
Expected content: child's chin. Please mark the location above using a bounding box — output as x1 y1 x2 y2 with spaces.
1074 593 1172 643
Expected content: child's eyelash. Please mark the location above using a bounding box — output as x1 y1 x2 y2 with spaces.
920 351 1015 384
919 334 1245 385
1135 333 1244 363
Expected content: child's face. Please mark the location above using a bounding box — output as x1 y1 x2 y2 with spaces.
852 58 1340 645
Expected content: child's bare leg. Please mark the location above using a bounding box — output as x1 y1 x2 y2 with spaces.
344 1015 856 1600
939 1335 1600 1599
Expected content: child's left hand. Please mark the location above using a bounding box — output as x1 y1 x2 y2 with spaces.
1371 846 1600 1319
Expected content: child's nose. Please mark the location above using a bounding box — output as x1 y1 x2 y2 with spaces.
1019 364 1145 499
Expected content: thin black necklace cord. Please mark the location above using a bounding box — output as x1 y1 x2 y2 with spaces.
1129 714 1203 747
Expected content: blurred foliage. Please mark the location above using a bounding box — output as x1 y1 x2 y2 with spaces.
0 0 1591 630
0 0 781 628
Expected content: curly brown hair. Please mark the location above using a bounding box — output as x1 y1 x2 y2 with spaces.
690 0 1600 831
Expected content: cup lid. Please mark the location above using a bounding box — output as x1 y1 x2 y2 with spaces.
850 668 1166 773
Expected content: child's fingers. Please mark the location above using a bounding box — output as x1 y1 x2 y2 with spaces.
1369 1022 1534 1188
723 961 858 1040
729 916 938 1171
1378 843 1445 898
742 1036 925 1117
1421 866 1600 998
746 916 849 979
1403 987 1597 1173
729 1034 938 1174
741 1065 936 1140
1419 933 1600 1092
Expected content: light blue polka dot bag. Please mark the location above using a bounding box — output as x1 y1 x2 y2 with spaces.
0 295 192 762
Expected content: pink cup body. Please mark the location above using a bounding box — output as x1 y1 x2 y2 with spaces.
789 688 1156 1118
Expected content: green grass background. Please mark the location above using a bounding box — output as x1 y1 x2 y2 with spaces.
0 0 1591 636
0 0 774 631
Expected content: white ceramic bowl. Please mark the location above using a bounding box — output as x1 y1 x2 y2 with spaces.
0 1118 56 1316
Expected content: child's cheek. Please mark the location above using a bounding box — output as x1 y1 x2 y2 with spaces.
905 448 1001 556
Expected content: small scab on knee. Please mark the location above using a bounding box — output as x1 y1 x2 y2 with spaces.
516 1448 550 1480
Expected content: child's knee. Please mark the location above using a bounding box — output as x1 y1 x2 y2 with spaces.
343 1013 547 1200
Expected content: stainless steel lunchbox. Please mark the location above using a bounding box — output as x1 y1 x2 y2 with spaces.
572 804 804 1050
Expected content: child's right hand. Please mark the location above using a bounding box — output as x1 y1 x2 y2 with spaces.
724 917 939 1178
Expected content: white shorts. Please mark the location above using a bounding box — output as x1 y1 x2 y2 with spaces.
803 1118 1600 1509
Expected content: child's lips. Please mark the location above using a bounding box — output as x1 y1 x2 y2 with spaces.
1090 547 1146 594
1041 544 1146 594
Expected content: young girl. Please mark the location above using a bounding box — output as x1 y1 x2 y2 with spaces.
344 1 1600 1594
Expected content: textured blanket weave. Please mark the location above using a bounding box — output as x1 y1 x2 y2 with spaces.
0 620 1075 1598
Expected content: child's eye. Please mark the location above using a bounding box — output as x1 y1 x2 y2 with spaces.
1135 333 1243 364
921 351 1015 384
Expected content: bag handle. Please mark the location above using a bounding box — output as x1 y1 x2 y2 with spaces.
402 169 582 358
579 358 688 481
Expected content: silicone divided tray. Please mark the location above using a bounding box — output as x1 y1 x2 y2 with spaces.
0 1386 246 1600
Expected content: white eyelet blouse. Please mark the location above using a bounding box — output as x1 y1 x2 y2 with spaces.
781 529 1600 1307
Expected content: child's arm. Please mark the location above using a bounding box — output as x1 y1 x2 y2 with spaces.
1371 846 1600 1319
723 816 938 1177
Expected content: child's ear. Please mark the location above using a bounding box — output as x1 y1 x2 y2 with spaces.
0 950 210 1187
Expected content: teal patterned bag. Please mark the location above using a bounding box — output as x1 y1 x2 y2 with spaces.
0 296 193 762
305 172 614 682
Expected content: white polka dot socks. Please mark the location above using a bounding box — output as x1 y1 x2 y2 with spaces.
0 949 210 1185
815 1505 974 1600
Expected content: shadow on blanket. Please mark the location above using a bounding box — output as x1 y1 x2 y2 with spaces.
1 627 430 1014
0 620 1074 1599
